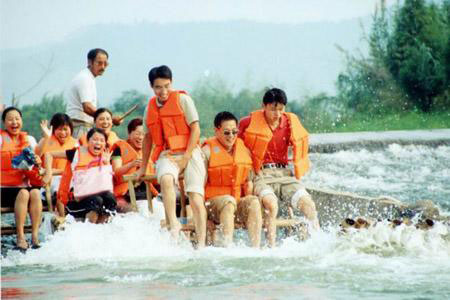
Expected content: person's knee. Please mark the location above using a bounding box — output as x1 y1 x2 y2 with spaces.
221 202 235 218
29 189 41 201
299 195 317 214
248 198 262 216
16 189 30 201
160 174 174 188
190 195 205 212
262 195 278 216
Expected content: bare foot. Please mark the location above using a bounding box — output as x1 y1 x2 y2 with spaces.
31 234 40 248
16 237 29 250
169 221 182 240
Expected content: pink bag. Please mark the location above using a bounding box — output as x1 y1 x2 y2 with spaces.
73 164 114 200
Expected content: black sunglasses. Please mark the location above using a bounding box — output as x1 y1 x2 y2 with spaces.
223 130 239 136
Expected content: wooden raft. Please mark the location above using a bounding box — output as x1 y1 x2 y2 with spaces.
1 185 53 236
123 174 304 233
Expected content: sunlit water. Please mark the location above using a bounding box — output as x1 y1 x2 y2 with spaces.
2 144 450 299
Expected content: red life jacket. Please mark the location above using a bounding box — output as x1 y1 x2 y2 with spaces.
243 110 310 179
110 140 156 197
145 90 191 162
40 135 77 172
204 137 253 201
0 129 29 186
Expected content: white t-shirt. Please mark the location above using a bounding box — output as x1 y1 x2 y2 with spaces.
66 68 97 124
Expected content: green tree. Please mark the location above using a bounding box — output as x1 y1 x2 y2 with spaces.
109 89 149 138
191 75 261 137
21 93 66 139
386 0 448 112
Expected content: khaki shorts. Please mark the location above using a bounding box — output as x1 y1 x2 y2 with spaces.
254 167 309 215
206 195 261 226
72 120 93 139
155 147 206 196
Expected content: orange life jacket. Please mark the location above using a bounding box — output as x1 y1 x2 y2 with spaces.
57 146 104 205
0 129 29 186
40 135 77 172
110 140 156 197
145 90 191 162
243 110 309 179
79 131 120 149
204 137 253 201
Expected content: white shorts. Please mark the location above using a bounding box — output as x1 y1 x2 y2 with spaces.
155 147 206 197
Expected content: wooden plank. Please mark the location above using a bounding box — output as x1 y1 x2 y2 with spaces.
127 179 138 212
123 174 157 213
45 184 53 212
1 225 32 236
145 182 153 214
117 104 139 122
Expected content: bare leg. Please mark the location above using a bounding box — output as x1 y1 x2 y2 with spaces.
56 201 65 217
220 202 235 247
85 211 99 223
160 175 181 239
188 192 207 248
246 198 262 248
14 189 30 249
262 195 278 247
298 195 320 230
29 189 42 246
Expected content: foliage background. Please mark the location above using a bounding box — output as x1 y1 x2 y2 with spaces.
13 0 450 140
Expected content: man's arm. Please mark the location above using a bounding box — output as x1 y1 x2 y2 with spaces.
178 121 200 171
82 102 97 117
137 132 153 180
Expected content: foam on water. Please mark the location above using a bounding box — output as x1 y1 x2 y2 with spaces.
2 211 450 298
304 144 450 211
2 144 449 298
3 211 450 268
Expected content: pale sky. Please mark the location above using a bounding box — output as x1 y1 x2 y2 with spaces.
1 0 397 49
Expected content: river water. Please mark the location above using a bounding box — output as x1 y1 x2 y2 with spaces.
2 144 450 299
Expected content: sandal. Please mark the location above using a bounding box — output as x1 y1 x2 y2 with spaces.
31 243 41 249
14 239 29 253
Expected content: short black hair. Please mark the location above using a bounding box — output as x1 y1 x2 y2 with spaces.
263 88 287 106
87 48 109 61
2 106 22 122
148 65 172 86
50 113 73 134
93 108 113 122
87 127 108 141
127 118 143 134
214 111 237 129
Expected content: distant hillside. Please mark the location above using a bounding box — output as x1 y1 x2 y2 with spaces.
0 19 369 106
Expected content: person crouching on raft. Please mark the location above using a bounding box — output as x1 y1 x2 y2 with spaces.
202 111 263 247
136 65 207 247
43 127 117 223
239 88 320 231
79 108 120 149
1 107 43 250
111 118 156 213
36 113 78 217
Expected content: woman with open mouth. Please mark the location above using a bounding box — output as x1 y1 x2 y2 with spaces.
110 118 157 212
1 106 43 251
35 113 78 217
43 127 117 223
79 108 120 149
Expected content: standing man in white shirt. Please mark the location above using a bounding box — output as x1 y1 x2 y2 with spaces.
67 48 121 138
